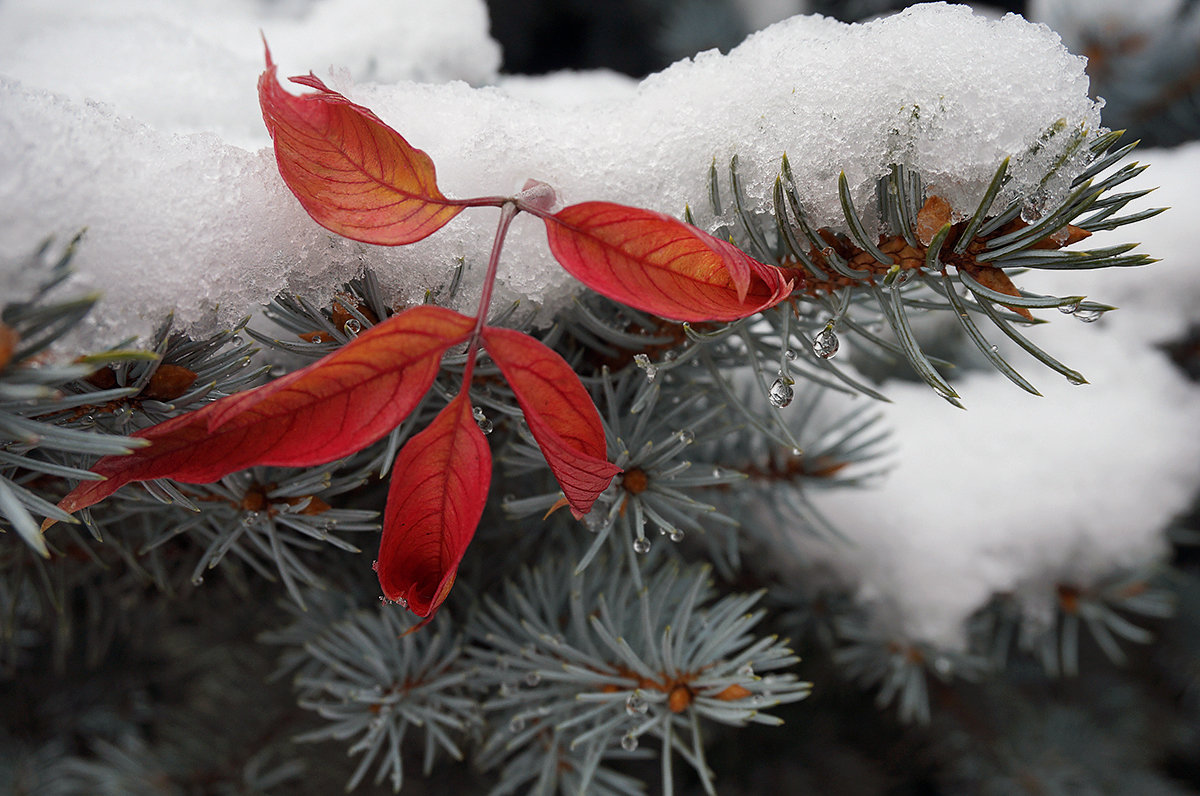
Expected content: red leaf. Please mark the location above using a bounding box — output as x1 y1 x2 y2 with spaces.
258 41 462 245
543 202 795 322
54 306 475 518
481 326 621 517
377 393 491 617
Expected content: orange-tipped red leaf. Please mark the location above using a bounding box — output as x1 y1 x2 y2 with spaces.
481 326 621 517
544 202 795 322
54 306 475 519
377 393 491 618
259 41 462 245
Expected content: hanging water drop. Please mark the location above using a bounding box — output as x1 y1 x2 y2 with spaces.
509 716 526 733
473 406 493 435
669 528 685 543
785 348 798 361
343 317 362 336
621 732 639 751
231 335 244 346
677 429 695 444
812 327 840 359
524 671 541 687
1058 300 1080 315
768 378 794 408
738 663 755 678
1074 307 1105 323
633 353 658 381
633 537 652 555
625 692 649 716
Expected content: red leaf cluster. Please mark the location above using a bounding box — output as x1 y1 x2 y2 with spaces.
51 44 799 622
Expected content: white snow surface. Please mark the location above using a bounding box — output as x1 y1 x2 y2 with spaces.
2 2 1099 349
799 143 1200 649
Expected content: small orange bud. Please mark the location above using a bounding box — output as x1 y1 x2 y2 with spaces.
622 468 650 495
667 684 693 713
713 683 753 702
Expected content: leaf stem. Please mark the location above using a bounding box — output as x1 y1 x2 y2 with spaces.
461 201 520 389
445 195 511 209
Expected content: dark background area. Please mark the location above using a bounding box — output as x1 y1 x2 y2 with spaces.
485 0 1027 76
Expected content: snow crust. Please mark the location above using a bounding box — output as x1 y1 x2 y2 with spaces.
2 2 1098 348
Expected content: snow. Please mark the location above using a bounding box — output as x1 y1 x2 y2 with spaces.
1 0 1194 651
801 143 1200 649
2 2 1098 349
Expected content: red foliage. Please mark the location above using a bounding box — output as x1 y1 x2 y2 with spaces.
55 306 474 519
481 326 621 518
50 44 799 622
259 41 462 245
544 201 794 322
378 394 491 617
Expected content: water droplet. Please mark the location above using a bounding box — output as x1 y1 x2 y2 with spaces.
473 406 493 435
663 350 677 361
812 327 840 359
626 692 649 716
1058 300 1080 315
790 447 802 456
633 353 658 381
1074 308 1105 323
785 348 798 360
669 528 685 543
231 335 244 346
1066 373 1086 386
738 663 755 678
524 671 541 687
711 467 722 477
498 683 513 697
397 597 408 609
768 378 794 408
933 655 954 676
989 345 999 353
1020 197 1046 224
509 716 526 733
583 511 606 533
633 537 652 555
677 429 695 444
191 574 204 585
621 732 639 751
371 559 379 572
343 318 362 336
